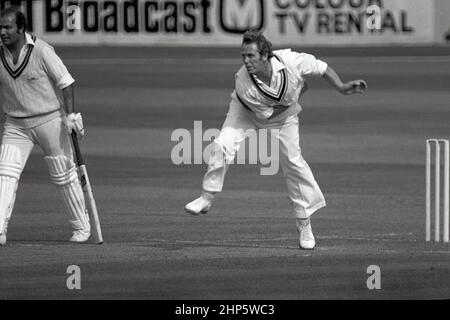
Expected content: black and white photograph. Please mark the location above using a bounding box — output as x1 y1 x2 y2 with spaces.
0 0 449 308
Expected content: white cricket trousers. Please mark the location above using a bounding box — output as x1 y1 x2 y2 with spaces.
2 114 74 163
202 102 326 218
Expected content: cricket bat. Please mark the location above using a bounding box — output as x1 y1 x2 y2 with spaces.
71 131 103 244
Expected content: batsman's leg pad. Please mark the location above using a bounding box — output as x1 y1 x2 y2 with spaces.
45 155 90 232
0 144 22 234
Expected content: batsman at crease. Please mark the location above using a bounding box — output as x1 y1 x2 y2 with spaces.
0 7 90 245
185 30 367 250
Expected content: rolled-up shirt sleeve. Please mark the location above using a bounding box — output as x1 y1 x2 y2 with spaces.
41 46 75 89
292 52 328 77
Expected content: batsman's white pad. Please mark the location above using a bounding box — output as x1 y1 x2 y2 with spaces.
45 155 90 231
0 144 22 180
0 144 22 233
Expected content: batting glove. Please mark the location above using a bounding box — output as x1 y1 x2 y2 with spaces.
64 113 85 139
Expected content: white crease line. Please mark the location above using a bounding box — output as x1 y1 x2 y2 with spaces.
320 232 417 242
371 232 414 237
141 238 296 249
320 236 417 242
140 238 450 254
141 233 419 245
138 239 450 255
65 56 450 66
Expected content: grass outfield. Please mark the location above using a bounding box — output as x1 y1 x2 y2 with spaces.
0 47 449 300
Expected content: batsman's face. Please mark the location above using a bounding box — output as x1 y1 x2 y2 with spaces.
0 15 23 47
241 42 268 75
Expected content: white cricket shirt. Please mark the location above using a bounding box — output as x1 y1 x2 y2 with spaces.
0 33 74 118
233 49 328 121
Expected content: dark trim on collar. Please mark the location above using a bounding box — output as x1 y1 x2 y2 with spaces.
249 54 288 103
0 40 35 79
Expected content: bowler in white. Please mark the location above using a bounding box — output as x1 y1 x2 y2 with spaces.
185 30 367 249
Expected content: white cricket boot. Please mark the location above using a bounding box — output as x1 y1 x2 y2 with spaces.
296 218 316 250
70 227 91 243
0 233 6 246
0 218 10 246
185 192 214 215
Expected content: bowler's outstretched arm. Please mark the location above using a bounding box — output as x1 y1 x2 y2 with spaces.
323 66 367 95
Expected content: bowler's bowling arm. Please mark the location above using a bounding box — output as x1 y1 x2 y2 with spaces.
323 66 367 95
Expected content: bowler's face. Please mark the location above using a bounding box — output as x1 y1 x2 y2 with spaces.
241 42 268 75
0 15 22 46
